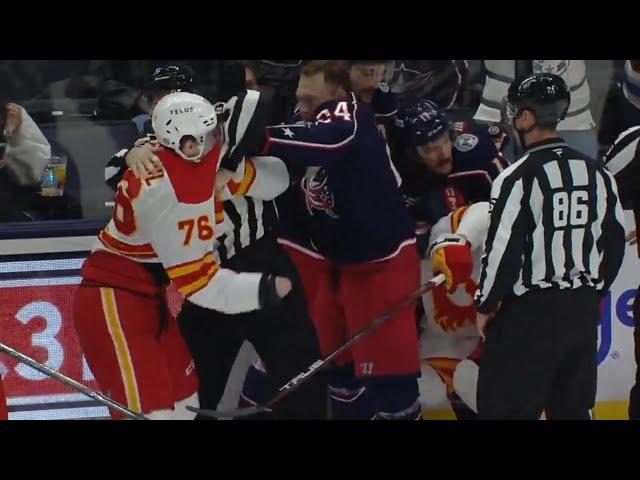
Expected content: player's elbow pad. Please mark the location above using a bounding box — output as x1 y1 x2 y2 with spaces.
456 202 490 251
189 269 263 314
247 156 290 200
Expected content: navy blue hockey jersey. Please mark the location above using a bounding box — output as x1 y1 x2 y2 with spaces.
263 93 415 265
401 119 509 233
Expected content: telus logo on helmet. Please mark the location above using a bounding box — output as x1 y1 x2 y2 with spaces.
170 107 194 115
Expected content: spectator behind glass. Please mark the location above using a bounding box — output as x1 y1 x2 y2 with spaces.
474 60 598 161
0 102 51 221
241 60 302 124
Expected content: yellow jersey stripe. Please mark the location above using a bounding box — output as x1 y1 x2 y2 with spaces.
178 263 220 297
233 159 257 196
450 206 470 232
167 252 215 279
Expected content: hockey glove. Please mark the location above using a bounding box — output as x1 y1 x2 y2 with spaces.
258 274 292 309
428 233 473 292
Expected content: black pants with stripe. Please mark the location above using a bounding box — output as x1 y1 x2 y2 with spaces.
629 287 640 420
478 286 600 420
177 233 328 420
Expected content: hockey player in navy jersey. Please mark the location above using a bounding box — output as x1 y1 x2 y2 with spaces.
398 107 508 249
347 60 397 137
254 60 421 420
394 104 509 419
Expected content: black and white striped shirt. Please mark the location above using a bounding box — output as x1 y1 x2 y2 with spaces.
104 90 276 265
602 125 640 211
474 138 626 314
602 125 640 261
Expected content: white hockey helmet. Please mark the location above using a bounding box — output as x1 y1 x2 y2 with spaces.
152 92 219 162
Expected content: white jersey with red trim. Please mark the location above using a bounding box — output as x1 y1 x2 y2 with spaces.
419 202 489 360
418 202 489 414
94 146 288 314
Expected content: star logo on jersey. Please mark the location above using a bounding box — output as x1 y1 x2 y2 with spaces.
282 127 295 138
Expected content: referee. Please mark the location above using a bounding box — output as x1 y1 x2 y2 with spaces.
602 124 640 419
104 64 327 420
473 73 626 420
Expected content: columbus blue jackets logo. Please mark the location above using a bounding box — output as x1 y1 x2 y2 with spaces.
301 168 339 219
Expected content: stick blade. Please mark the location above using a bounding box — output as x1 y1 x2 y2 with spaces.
186 405 270 419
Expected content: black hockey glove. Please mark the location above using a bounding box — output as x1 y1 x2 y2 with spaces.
258 274 286 309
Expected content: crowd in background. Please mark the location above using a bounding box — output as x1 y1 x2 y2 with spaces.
0 60 639 224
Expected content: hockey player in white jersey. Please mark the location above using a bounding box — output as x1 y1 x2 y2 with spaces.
72 92 291 420
418 201 490 418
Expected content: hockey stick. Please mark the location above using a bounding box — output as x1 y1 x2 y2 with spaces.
0 342 148 420
188 273 446 419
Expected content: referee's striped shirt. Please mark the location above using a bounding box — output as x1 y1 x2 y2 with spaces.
474 137 626 314
602 125 640 211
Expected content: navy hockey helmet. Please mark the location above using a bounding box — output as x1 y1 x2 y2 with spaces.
408 108 451 146
395 98 439 129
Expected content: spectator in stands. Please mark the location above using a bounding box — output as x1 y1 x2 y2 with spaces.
474 60 598 161
0 102 51 221
241 60 303 124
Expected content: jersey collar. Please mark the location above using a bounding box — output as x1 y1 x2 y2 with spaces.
524 137 567 155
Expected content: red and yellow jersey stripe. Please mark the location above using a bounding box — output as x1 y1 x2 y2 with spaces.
227 159 257 196
98 228 158 259
425 357 461 396
166 252 220 297
215 199 225 225
450 206 470 233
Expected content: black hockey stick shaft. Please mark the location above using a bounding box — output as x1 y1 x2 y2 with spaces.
264 273 445 409
0 342 148 420
190 273 445 418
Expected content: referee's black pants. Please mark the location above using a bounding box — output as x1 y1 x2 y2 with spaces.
478 286 600 420
628 286 640 420
177 234 328 420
